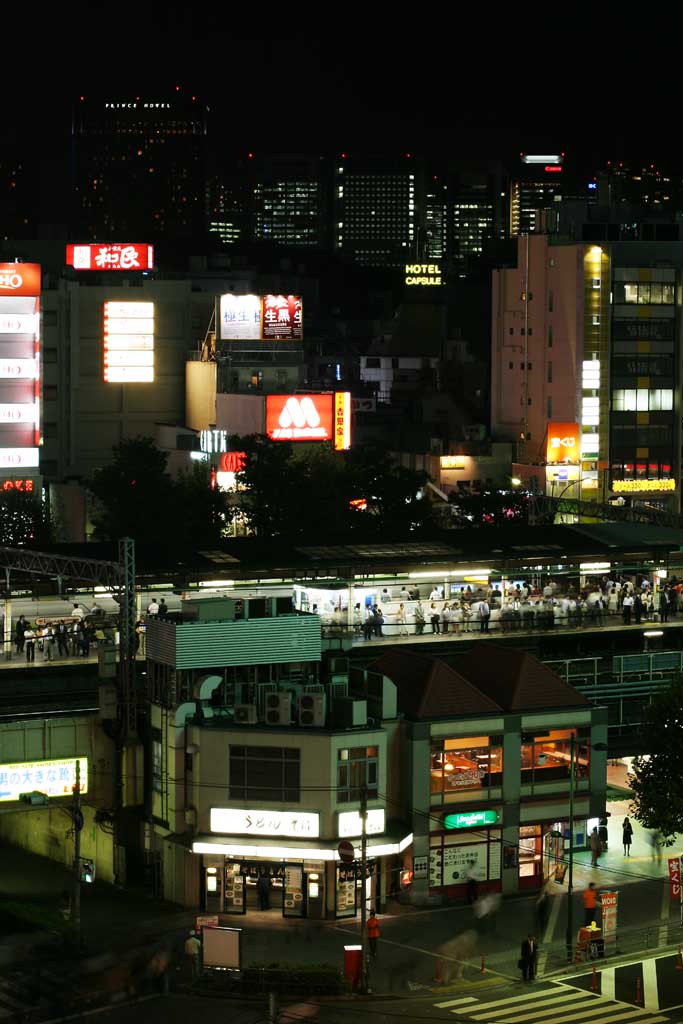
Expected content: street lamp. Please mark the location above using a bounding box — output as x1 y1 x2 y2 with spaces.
565 737 608 963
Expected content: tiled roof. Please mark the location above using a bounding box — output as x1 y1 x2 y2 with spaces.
449 644 591 712
369 648 503 720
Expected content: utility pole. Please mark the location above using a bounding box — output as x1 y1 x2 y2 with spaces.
565 733 575 963
360 785 369 994
72 759 82 946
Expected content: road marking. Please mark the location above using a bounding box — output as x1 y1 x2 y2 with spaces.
602 966 616 1000
434 997 478 1008
471 991 594 1021
538 1008 667 1024
462 987 569 1013
642 957 659 1011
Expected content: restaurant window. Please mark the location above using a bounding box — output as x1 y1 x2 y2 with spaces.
337 747 379 802
520 728 589 788
430 736 503 798
229 746 301 802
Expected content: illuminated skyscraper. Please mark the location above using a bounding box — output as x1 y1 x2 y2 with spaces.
72 92 208 240
334 155 418 269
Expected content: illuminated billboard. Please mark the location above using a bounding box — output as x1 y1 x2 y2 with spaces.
404 263 443 286
66 244 154 271
546 422 580 464
219 294 303 341
103 301 154 383
266 392 351 446
0 263 40 474
0 756 88 802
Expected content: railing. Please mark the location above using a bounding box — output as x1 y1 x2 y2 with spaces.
540 920 681 978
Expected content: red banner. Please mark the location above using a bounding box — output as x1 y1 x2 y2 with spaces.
669 857 681 900
66 243 154 271
0 263 41 297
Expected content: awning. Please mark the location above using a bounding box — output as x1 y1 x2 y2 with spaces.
192 831 413 861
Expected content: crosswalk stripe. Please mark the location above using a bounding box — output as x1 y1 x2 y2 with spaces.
643 956 659 1011
531 1006 668 1024
434 997 478 1008
462 987 559 1012
471 992 595 1021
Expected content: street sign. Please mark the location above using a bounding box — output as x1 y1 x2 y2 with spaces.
338 840 355 864
668 857 681 900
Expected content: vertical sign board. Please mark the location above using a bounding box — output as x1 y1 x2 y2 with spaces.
668 857 681 900
0 264 41 477
103 302 155 383
600 890 618 949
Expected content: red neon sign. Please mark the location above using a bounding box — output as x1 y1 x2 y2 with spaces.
220 451 247 473
66 244 154 271
266 394 334 442
1 478 34 492
544 165 563 173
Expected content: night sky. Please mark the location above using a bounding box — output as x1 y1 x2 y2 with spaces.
3 13 681 171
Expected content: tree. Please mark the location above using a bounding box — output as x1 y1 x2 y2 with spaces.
0 489 55 547
89 437 174 544
629 676 683 845
174 461 234 544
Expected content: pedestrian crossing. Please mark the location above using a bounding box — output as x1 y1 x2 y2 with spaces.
433 982 671 1023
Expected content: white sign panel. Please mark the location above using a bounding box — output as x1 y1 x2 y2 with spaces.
0 314 38 334
211 807 320 838
0 448 39 468
0 359 38 380
0 757 88 802
219 294 261 340
0 404 38 423
103 301 154 383
338 808 386 838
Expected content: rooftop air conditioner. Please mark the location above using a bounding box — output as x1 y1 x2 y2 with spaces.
298 693 325 727
234 703 258 725
265 691 291 726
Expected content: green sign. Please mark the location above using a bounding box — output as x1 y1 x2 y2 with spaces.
444 810 499 830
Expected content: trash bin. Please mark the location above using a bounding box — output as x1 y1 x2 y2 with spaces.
343 945 363 991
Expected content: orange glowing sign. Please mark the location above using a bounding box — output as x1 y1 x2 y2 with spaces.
334 390 351 451
546 422 580 464
266 392 351 446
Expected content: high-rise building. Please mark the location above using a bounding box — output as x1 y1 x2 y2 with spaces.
492 231 682 510
252 155 327 248
72 93 208 240
334 155 418 268
509 154 567 236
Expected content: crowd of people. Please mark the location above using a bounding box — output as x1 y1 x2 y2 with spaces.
346 573 682 641
12 604 101 661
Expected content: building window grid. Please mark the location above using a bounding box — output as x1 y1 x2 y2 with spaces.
337 746 379 803
229 745 301 802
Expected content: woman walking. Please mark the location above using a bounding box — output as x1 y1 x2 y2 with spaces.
622 816 634 856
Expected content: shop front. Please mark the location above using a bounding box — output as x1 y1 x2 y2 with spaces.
429 808 503 898
192 806 411 920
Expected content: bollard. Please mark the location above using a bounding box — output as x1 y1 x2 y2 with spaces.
635 977 642 1005
434 959 443 985
677 945 683 972
591 965 598 992
480 956 486 974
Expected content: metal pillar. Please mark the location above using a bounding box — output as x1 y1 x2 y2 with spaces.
118 537 137 738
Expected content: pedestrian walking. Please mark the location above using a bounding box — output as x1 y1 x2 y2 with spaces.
256 872 271 910
583 882 598 926
477 599 490 633
465 860 478 904
441 930 477 984
366 910 380 957
147 598 159 617
14 615 26 655
650 829 663 865
42 625 55 660
396 602 409 636
157 598 169 619
56 620 69 656
519 934 538 981
363 608 375 641
590 827 603 866
184 930 201 981
430 603 441 634
535 885 549 936
622 593 634 624
634 593 643 625
622 816 633 856
373 605 384 637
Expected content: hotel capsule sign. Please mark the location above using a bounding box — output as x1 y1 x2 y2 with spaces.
405 263 443 286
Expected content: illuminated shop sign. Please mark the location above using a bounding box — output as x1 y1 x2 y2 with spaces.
0 314 38 333
546 422 580 464
0 756 88 802
103 301 154 383
66 243 154 271
441 455 465 469
0 404 38 423
265 393 351 445
0 263 41 463
0 360 38 380
404 263 442 286
210 808 320 838
0 448 39 468
200 429 228 454
444 810 499 829
219 294 303 341
338 809 386 838
0 478 34 492
612 479 676 493
334 390 351 451
0 263 41 297
220 451 246 473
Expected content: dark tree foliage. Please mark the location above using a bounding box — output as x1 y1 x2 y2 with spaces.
630 676 683 845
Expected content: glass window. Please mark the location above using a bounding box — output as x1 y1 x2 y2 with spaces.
624 283 638 303
638 284 651 304
613 282 625 303
229 746 301 802
337 746 379 802
152 739 163 792
650 388 673 411
636 388 649 411
431 736 503 797
521 729 588 789
650 283 663 304
662 283 675 304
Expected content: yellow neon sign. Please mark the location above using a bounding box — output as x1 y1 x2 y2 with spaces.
612 479 676 493
405 263 442 286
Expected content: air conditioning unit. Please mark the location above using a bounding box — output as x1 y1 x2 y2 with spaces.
329 679 349 702
332 697 368 728
298 693 325 727
265 691 291 726
234 703 258 724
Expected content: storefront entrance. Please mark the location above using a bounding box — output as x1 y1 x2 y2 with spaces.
203 858 325 919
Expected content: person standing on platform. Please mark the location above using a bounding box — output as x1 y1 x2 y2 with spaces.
583 882 598 925
366 910 381 957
